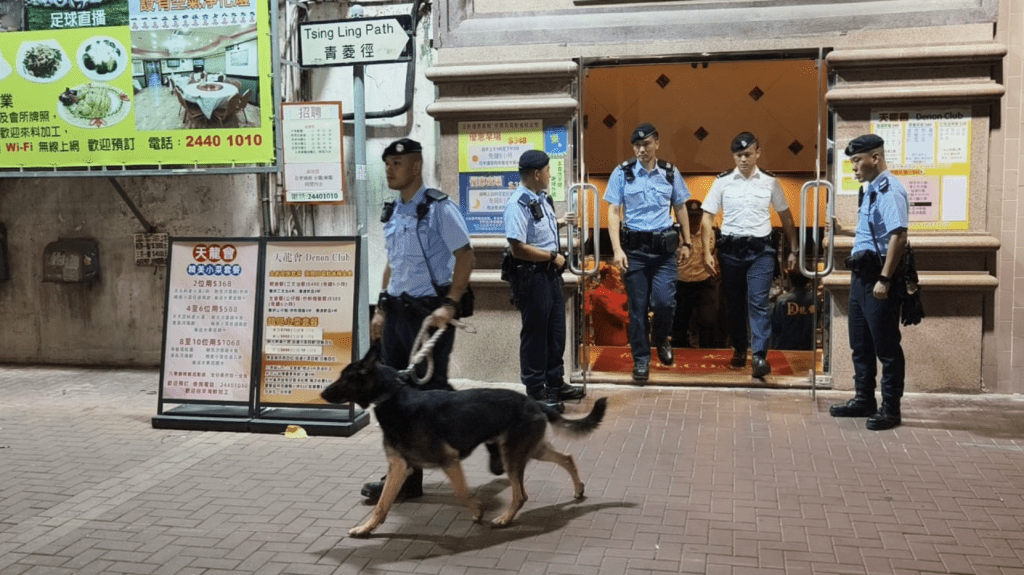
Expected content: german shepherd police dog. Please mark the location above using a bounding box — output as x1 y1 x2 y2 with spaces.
321 343 608 537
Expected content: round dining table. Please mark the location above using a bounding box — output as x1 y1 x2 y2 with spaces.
180 82 239 119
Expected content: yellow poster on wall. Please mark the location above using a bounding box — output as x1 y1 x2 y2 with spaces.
0 0 275 170
837 108 971 231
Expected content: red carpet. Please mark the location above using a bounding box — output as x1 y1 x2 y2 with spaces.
589 347 817 376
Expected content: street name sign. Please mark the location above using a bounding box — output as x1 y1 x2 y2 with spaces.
298 16 414 67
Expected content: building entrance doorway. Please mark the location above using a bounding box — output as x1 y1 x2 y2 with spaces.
569 56 833 386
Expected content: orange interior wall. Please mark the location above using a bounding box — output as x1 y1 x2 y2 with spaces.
583 59 828 174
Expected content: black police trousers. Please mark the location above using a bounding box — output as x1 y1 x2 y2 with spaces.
381 295 456 392
849 271 905 403
511 268 566 396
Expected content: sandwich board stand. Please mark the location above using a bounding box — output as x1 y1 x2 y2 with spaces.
153 237 369 436
249 238 367 435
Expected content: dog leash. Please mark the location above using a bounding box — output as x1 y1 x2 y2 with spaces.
402 316 475 384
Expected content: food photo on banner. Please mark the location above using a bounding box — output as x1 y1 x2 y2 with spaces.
0 0 274 170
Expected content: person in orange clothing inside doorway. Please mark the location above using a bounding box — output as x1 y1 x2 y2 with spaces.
672 198 721 349
585 262 630 347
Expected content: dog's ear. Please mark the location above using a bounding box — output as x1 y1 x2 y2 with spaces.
359 339 382 370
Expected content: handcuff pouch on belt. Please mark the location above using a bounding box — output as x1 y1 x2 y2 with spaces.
377 292 432 316
843 250 883 278
377 289 473 319
500 245 564 305
620 225 679 255
717 235 770 254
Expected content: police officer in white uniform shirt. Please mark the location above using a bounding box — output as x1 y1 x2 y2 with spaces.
701 132 799 378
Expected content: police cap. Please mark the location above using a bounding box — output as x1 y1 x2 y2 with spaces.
631 123 658 143
381 138 422 161
518 149 550 170
731 132 757 153
844 134 885 156
685 198 703 213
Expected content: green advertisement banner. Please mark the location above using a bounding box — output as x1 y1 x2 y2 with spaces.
0 0 275 170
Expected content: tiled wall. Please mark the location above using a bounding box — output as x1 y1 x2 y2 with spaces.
992 0 1024 393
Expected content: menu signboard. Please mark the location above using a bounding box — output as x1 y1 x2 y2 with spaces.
0 0 276 171
160 239 260 404
258 239 359 406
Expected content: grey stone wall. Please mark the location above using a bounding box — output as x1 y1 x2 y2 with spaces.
0 174 260 365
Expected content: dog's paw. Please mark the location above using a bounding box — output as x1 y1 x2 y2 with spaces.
469 499 483 521
574 485 585 499
491 514 514 528
348 524 375 538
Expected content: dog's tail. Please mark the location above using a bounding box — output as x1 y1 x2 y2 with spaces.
547 397 607 439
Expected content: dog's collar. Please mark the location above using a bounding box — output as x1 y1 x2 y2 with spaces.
368 371 414 405
368 389 398 405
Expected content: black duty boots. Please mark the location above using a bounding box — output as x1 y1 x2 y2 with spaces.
829 395 878 418
866 402 901 431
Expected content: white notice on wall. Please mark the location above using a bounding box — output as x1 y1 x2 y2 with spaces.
282 102 345 204
905 121 936 165
941 175 968 222
937 121 970 164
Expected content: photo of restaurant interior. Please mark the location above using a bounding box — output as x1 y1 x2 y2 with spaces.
130 26 261 131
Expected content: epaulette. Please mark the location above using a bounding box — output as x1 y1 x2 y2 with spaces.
760 168 777 177
656 159 676 184
877 178 890 193
416 188 449 221
517 193 531 207
716 170 732 179
424 188 449 202
619 159 638 183
620 158 675 184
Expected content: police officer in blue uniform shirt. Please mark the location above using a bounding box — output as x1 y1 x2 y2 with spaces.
604 123 692 382
363 138 502 500
829 134 909 431
701 132 799 379
504 150 586 411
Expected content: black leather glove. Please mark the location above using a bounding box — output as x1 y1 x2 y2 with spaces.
901 292 924 326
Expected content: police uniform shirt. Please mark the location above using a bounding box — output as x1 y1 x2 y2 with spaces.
702 167 788 238
503 184 559 252
384 185 471 298
603 162 690 232
852 169 909 256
